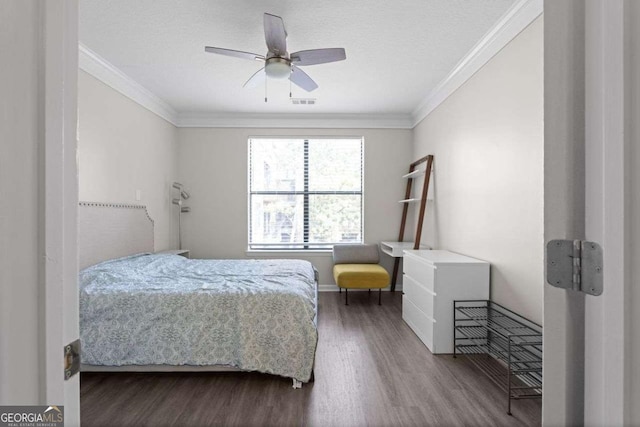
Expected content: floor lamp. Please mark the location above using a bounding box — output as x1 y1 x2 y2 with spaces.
172 182 191 250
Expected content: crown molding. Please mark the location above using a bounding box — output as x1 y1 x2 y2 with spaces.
176 112 414 129
78 43 179 125
411 0 543 127
77 43 412 129
78 0 541 131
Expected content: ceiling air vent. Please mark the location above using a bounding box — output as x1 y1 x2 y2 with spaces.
291 98 316 105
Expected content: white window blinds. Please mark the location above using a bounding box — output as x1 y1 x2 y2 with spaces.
249 137 363 250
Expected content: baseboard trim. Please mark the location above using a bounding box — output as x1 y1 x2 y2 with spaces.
318 284 403 292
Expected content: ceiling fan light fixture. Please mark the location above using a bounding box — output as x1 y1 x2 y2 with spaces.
265 57 291 79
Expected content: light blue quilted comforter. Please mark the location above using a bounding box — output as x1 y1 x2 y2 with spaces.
79 253 318 381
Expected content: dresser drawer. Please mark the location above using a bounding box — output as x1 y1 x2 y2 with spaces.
403 274 435 318
403 254 435 292
402 296 434 351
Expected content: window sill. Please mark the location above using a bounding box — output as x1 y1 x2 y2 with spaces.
246 249 333 257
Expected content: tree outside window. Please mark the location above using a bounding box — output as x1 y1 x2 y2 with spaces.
249 138 363 250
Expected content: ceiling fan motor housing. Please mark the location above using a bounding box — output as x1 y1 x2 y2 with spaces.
265 57 291 79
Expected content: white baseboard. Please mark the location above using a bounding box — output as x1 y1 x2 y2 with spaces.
318 284 403 292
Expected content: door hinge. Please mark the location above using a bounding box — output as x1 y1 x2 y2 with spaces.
546 240 603 296
64 339 80 380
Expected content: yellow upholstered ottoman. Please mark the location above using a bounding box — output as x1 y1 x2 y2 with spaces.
332 244 390 305
333 264 390 289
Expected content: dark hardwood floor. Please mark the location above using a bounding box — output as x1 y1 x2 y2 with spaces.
81 292 541 426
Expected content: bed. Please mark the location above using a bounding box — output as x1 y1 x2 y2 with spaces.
78 202 318 387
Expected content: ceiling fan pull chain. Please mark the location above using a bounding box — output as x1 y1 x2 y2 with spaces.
289 75 292 98
265 74 268 103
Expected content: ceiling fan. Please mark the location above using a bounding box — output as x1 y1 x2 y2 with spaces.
204 13 346 95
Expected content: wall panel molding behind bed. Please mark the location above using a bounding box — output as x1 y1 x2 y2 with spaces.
78 202 154 269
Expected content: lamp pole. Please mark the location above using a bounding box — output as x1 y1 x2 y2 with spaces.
172 182 190 250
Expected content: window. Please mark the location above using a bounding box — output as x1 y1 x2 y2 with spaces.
249 137 363 250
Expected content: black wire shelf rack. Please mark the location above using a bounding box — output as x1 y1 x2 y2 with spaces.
453 300 542 415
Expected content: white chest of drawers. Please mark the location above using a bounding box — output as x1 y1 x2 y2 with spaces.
402 250 489 354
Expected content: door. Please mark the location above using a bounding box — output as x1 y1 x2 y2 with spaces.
584 0 630 425
45 1 81 424
0 0 79 424
544 0 635 425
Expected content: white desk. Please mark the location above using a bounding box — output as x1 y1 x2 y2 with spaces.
380 241 429 257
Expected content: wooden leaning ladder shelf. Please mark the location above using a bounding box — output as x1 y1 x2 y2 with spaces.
391 154 434 291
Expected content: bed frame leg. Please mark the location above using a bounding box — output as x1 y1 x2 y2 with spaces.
345 288 348 305
379 288 382 305
292 379 303 389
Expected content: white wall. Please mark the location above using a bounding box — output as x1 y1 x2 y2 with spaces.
177 128 413 285
78 71 179 251
412 18 544 324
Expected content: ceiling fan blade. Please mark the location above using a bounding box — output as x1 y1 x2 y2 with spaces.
205 46 264 61
263 13 287 55
290 66 318 92
290 48 346 66
243 67 266 89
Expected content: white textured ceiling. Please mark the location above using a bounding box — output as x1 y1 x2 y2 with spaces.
79 0 516 116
